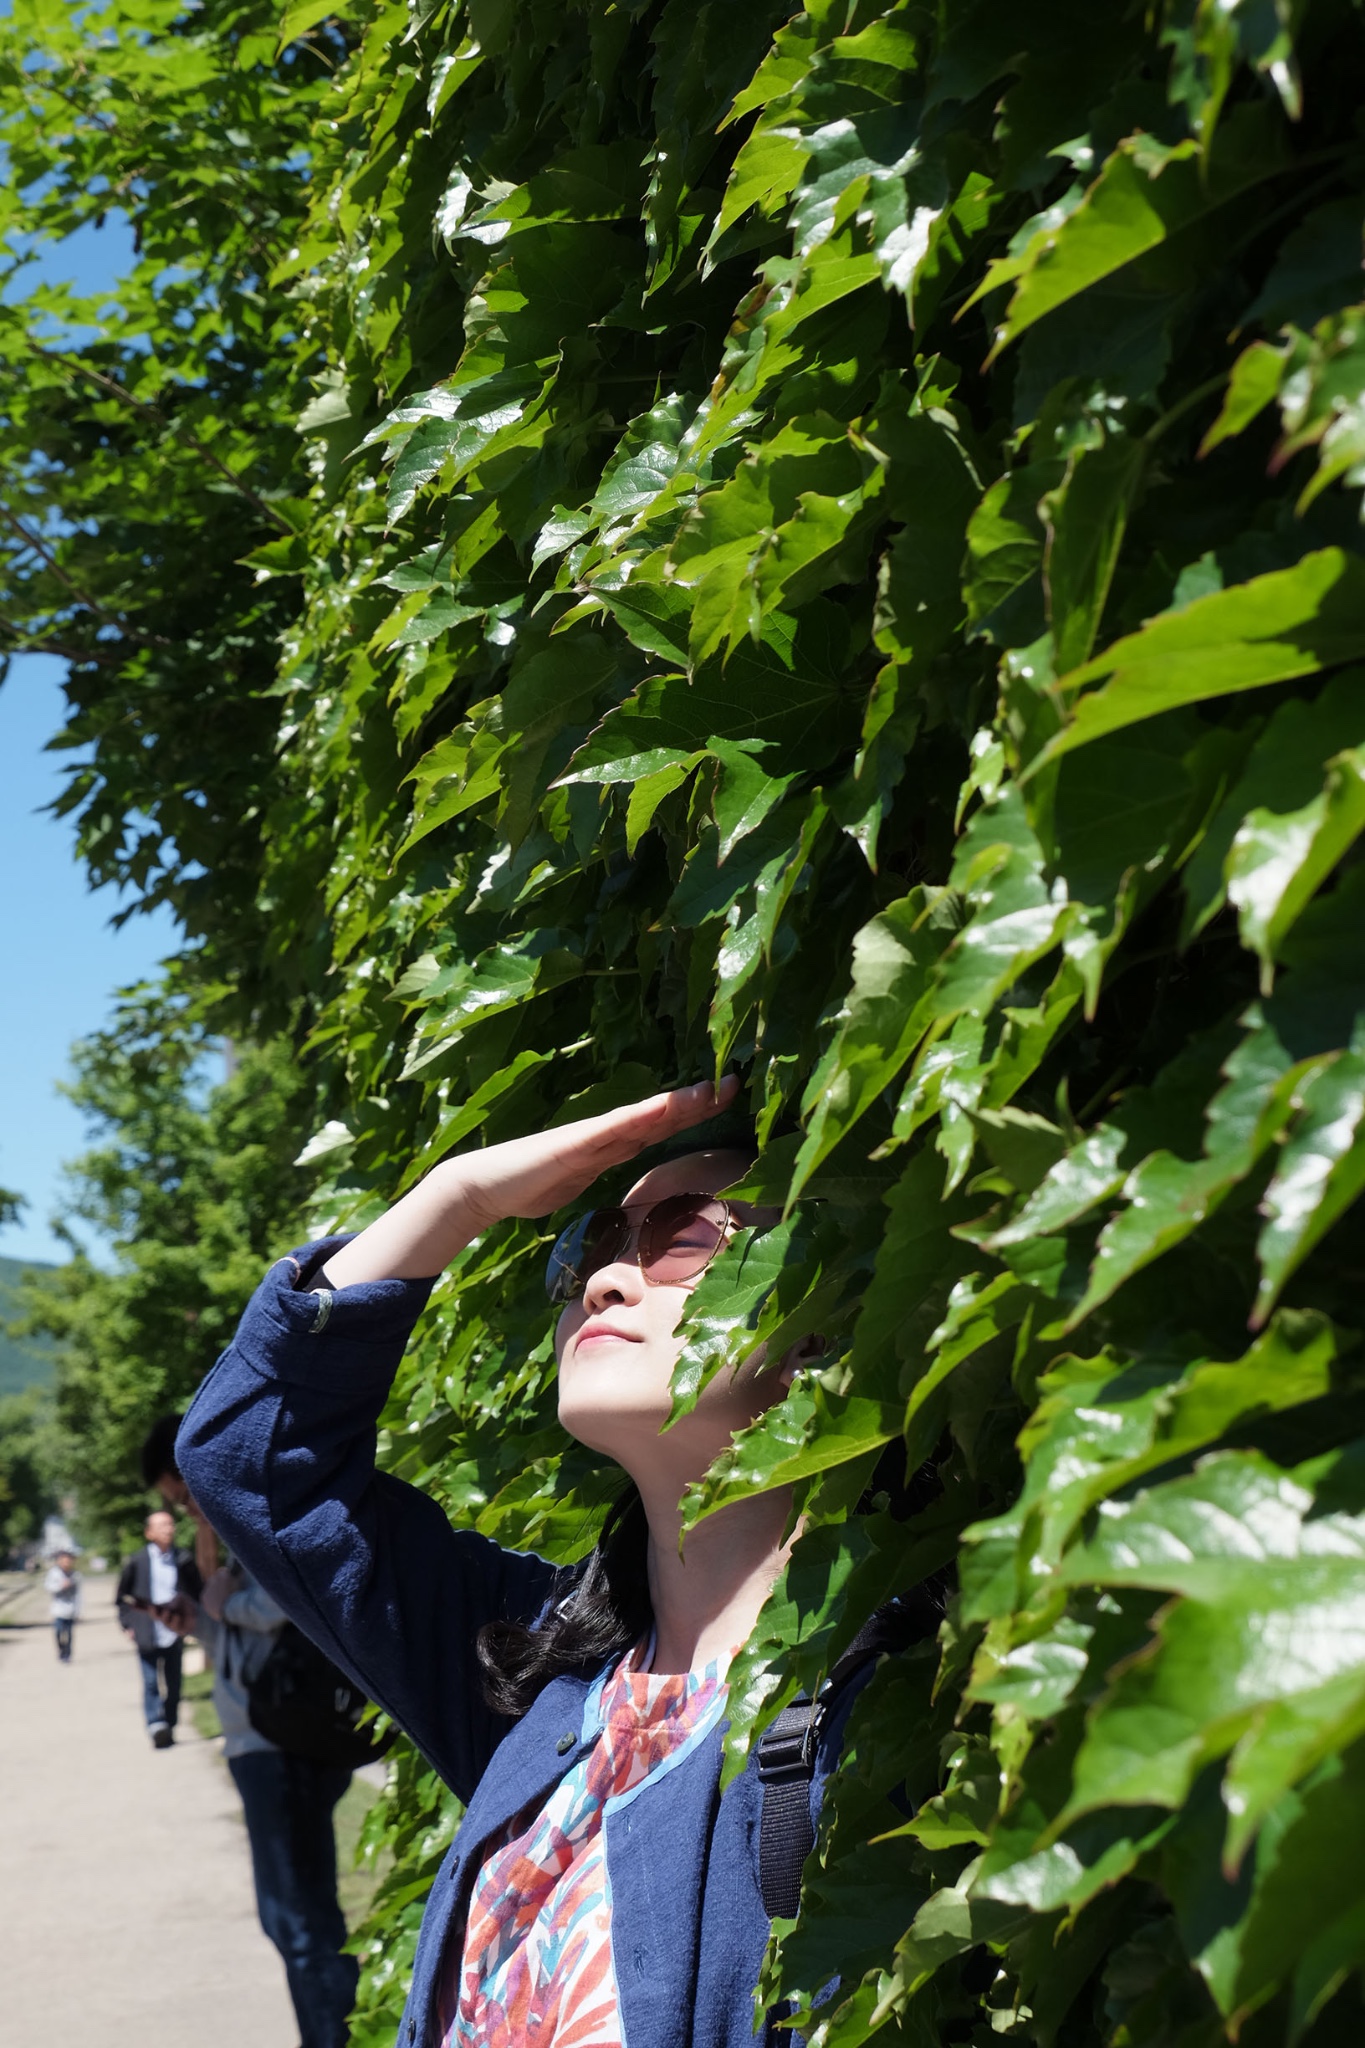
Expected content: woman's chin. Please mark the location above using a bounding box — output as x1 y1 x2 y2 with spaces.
557 1391 670 1462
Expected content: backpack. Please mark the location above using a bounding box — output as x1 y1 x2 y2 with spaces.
756 1591 940 1919
247 1620 396 1771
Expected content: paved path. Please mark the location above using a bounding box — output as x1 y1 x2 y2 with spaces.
0 1573 297 2046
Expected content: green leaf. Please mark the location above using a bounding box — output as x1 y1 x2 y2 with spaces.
791 892 947 1197
1199 338 1291 457
385 391 542 522
1227 745 1365 989
1185 1740 1365 2031
981 1125 1127 1251
1034 549 1365 769
1043 431 1146 672
276 0 342 48
1222 1670 1365 1874
712 123 811 245
666 1220 798 1426
402 934 581 1076
963 459 1062 648
1255 1051 1365 1322
848 1153 983 1412
1051 713 1207 970
682 1377 900 1525
973 112 1288 356
1274 304 1365 514
624 757 699 854
394 1049 559 1191
1182 668 1365 942
923 787 1069 1036
1056 1451 1365 1826
463 142 646 234
1061 1012 1322 1325
871 405 979 669
710 738 793 862
961 1314 1337 1622
1163 0 1306 141
400 715 506 851
667 412 877 665
560 654 851 783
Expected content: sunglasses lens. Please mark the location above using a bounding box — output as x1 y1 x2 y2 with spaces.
545 1209 628 1302
545 1213 593 1303
638 1195 729 1284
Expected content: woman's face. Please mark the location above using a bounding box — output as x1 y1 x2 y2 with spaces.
554 1147 788 1475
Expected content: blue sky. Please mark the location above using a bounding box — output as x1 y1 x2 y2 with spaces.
1 214 181 1266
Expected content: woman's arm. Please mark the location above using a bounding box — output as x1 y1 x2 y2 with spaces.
320 1075 737 1288
179 1244 555 1796
221 1574 287 1634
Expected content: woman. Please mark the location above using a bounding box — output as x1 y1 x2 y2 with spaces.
178 1078 868 2048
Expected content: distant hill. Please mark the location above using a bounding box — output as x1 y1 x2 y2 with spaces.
0 1256 60 1397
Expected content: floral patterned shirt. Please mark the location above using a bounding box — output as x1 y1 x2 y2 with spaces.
441 1642 727 2048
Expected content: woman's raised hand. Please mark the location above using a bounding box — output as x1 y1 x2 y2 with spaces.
450 1077 739 1229
320 1076 739 1289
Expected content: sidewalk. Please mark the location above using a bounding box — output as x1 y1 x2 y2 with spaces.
0 1572 296 2045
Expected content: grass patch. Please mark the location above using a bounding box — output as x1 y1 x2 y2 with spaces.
336 1774 389 1931
180 1663 222 1742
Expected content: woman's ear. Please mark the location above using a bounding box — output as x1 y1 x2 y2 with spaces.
777 1333 827 1389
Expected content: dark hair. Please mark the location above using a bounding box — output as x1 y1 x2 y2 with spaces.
139 1413 184 1489
476 1442 956 1720
477 1487 653 1719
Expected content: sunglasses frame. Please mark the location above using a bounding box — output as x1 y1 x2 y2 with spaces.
545 1191 743 1305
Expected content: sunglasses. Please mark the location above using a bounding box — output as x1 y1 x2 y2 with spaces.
545 1192 744 1304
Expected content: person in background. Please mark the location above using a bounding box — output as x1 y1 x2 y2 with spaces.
115 1507 201 1747
45 1547 80 1660
139 1412 221 1583
142 1416 359 2048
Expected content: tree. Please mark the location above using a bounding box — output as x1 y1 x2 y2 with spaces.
8 0 1365 2040
0 1388 59 1557
0 0 340 1018
19 993 315 1541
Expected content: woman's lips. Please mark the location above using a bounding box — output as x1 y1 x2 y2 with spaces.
574 1320 643 1347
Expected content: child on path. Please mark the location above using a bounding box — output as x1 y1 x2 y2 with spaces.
45 1548 80 1661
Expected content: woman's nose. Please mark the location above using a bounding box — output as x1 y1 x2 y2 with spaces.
581 1255 646 1312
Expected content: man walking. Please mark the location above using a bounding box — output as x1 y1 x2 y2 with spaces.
116 1508 200 1747
45 1548 80 1660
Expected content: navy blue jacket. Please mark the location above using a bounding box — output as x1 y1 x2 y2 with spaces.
178 1240 860 2048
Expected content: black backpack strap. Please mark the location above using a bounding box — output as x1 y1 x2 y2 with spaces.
757 1592 943 1920
758 1699 819 1919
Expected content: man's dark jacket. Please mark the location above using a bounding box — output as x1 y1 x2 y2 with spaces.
115 1546 202 1654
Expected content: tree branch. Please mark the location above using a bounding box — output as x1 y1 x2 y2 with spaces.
24 69 118 134
0 504 175 649
32 345 296 534
0 618 125 667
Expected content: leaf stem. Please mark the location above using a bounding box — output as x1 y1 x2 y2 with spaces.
1143 373 1229 448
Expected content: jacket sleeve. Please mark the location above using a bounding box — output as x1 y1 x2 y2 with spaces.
115 1557 135 1616
176 1236 561 1803
222 1577 286 1634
